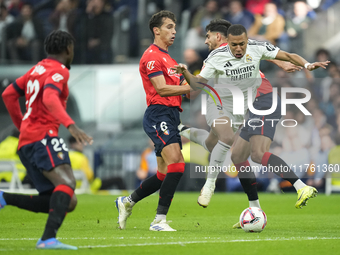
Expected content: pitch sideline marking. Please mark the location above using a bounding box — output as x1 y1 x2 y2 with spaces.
0 236 340 251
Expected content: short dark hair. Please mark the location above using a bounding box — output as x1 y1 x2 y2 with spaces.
44 30 75 55
206 19 232 37
227 24 247 37
149 10 176 37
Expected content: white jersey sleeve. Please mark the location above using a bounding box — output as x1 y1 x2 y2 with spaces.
248 40 279 60
199 60 216 80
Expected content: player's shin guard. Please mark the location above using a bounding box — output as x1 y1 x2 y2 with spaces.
41 184 74 241
131 171 165 203
157 163 185 215
262 152 299 185
2 193 50 213
235 161 258 201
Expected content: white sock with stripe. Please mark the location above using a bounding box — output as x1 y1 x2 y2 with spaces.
206 140 231 186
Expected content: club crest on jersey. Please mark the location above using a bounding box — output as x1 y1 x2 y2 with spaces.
163 130 169 135
57 152 64 160
52 73 64 82
147 61 155 70
246 54 252 62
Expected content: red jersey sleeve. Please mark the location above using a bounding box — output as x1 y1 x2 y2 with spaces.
2 84 24 130
42 68 74 128
43 68 69 94
1 72 28 129
42 88 75 128
144 56 163 79
13 73 27 96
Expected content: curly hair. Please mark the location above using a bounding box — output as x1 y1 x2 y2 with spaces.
44 30 75 55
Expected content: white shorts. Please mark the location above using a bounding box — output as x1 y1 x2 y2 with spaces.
205 98 246 133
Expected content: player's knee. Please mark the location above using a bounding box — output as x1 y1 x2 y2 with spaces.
62 178 76 190
68 195 77 212
218 135 233 146
205 140 215 153
231 153 245 165
250 150 264 164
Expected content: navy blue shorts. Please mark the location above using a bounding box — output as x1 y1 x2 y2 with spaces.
240 93 282 142
143 105 182 157
18 135 71 194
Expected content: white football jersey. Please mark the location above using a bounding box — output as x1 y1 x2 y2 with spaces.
200 39 279 97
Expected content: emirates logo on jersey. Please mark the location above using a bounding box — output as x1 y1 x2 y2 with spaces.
147 61 155 70
31 65 46 75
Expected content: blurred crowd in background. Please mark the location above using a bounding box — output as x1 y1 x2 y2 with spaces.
0 0 339 64
0 0 340 193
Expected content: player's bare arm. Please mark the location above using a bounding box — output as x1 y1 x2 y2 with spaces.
150 75 190 97
275 50 330 70
266 59 303 73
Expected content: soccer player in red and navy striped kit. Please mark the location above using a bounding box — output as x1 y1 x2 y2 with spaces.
116 10 190 231
0 30 93 250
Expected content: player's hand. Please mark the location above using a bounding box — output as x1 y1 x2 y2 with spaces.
306 60 330 71
171 64 188 74
68 124 93 145
280 62 303 73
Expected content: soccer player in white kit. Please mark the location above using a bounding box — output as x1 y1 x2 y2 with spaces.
174 24 329 209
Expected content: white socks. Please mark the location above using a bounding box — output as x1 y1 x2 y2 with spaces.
293 179 306 191
154 214 166 222
206 140 231 182
181 127 210 152
249 199 261 208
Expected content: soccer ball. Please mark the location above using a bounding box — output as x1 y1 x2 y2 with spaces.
239 207 267 232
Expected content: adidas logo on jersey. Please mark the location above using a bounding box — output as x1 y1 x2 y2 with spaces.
224 61 232 67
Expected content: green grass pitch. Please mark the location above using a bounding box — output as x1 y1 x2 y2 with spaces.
1 192 340 254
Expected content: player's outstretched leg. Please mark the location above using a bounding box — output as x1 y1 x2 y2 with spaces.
115 171 165 229
198 141 231 208
36 238 77 250
178 124 210 152
0 190 7 210
261 152 318 208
